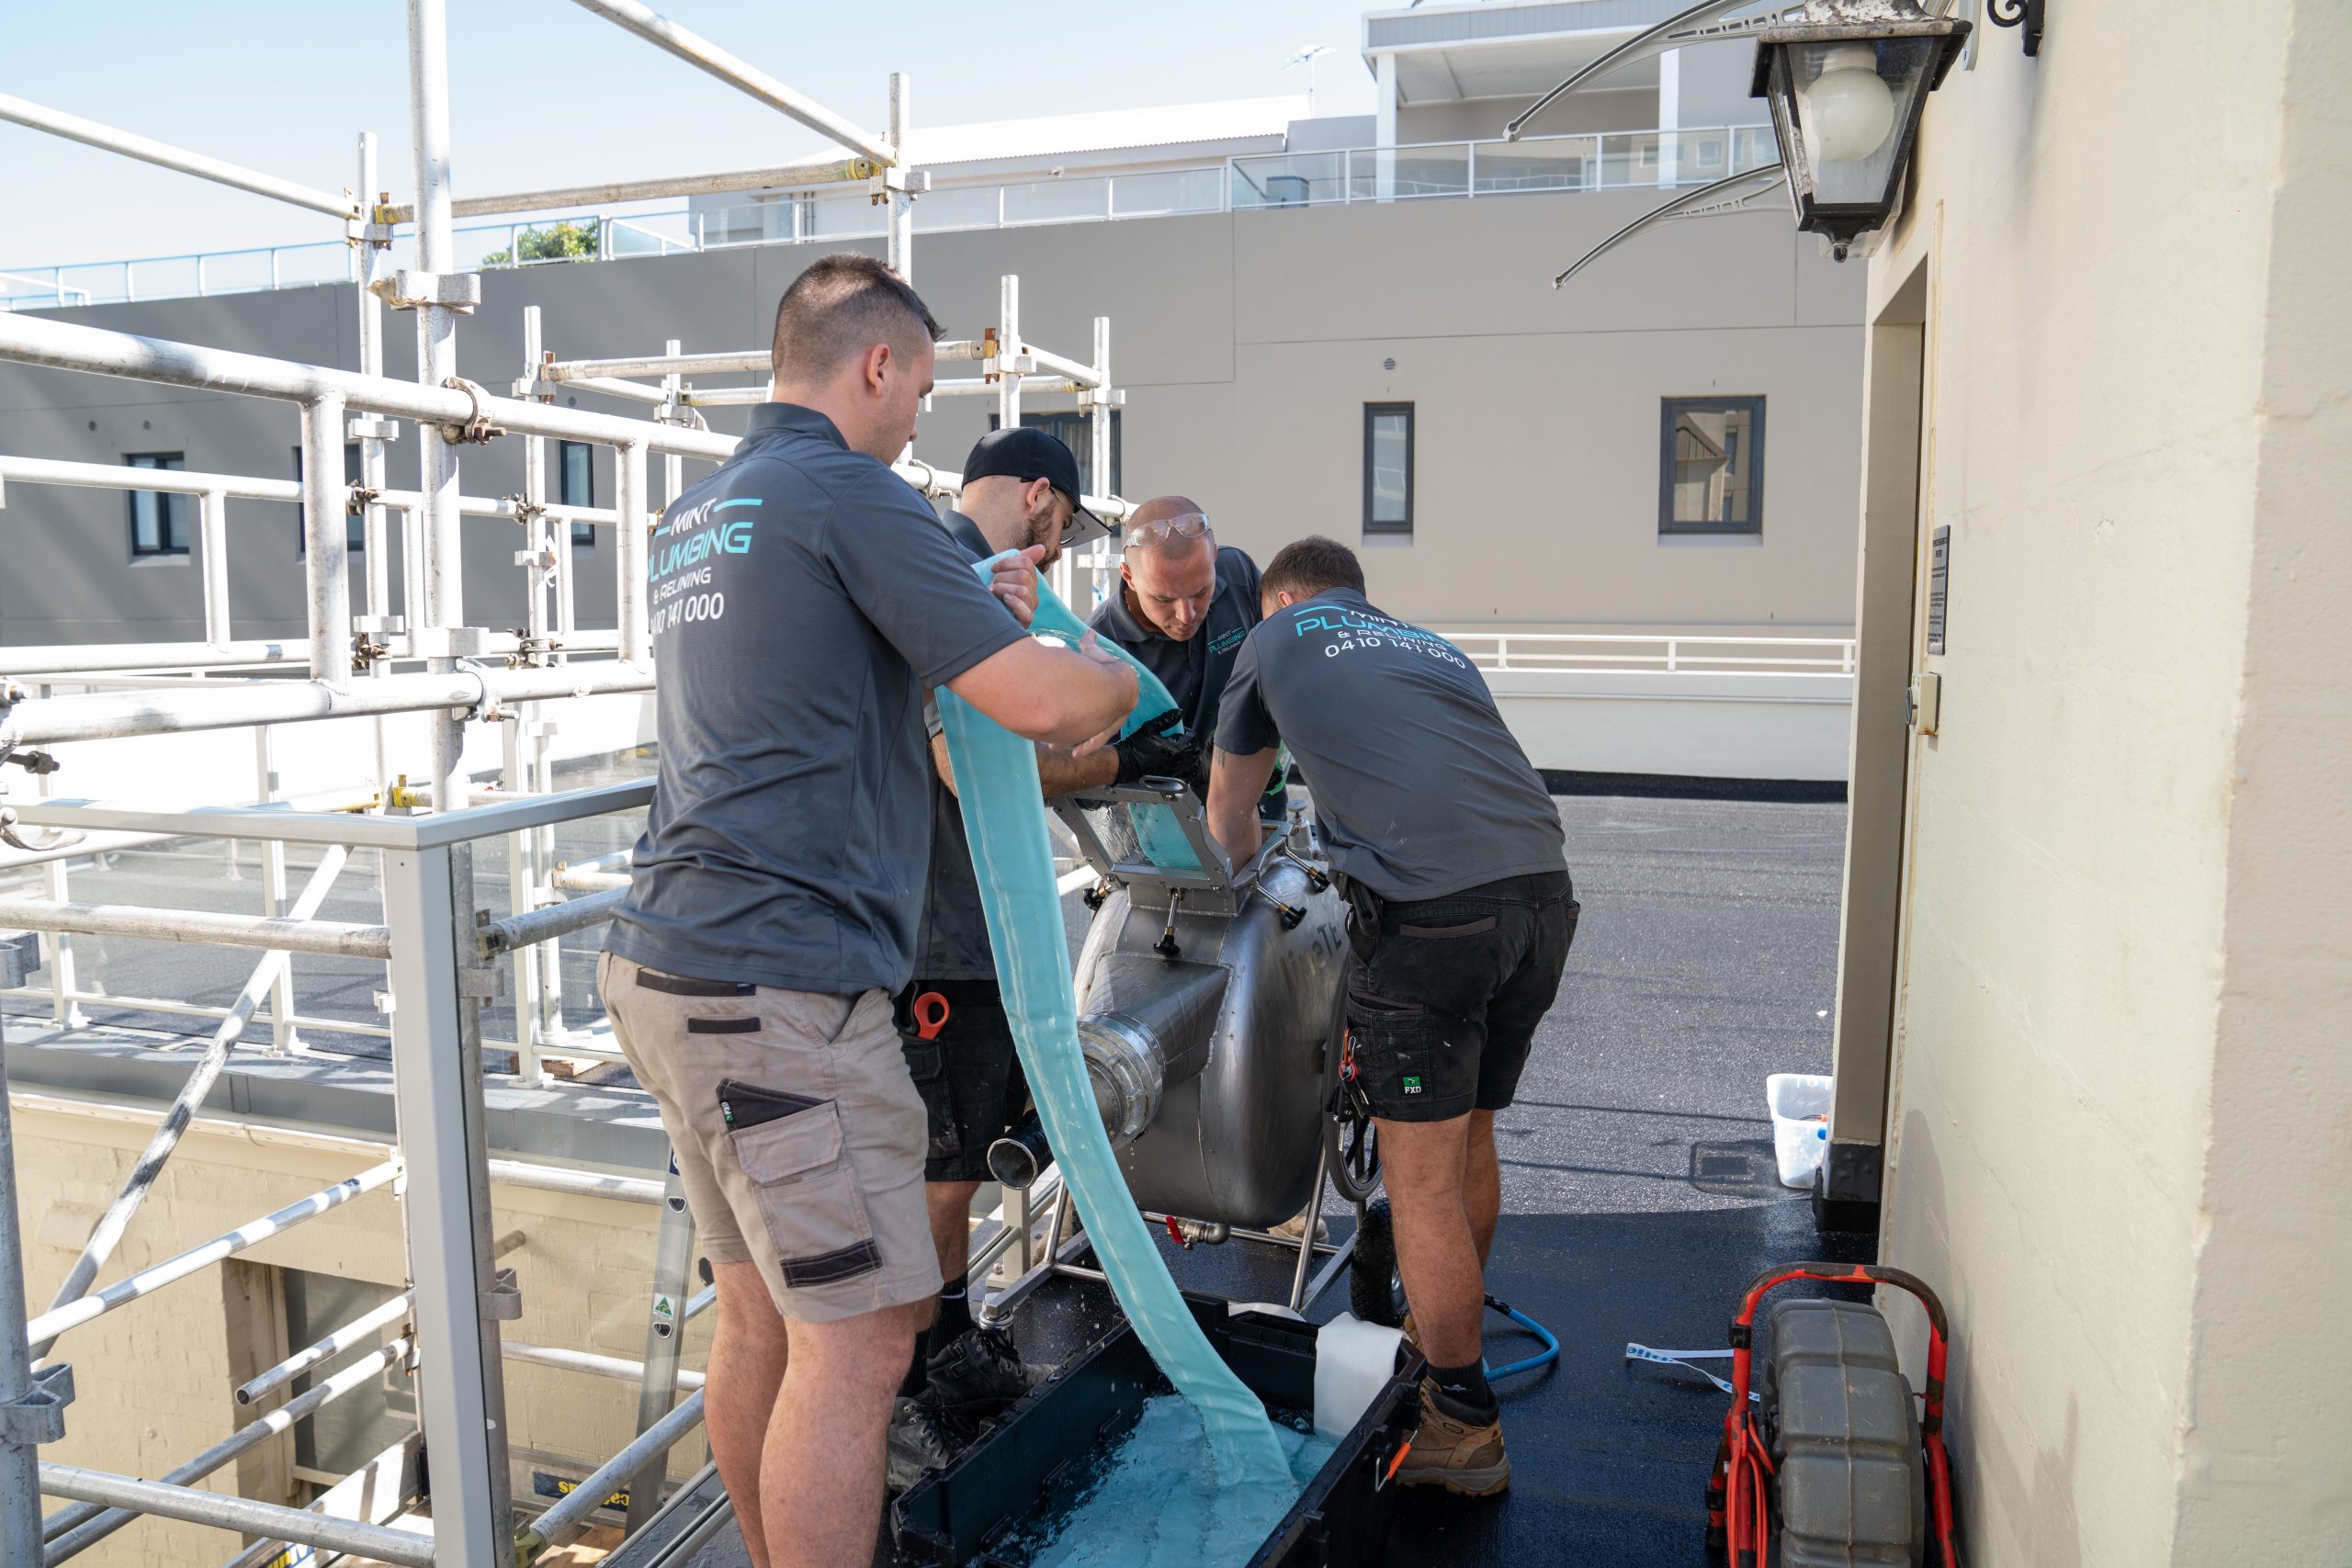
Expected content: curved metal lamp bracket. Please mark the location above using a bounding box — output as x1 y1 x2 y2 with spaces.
1507 0 1803 141
1508 0 1975 141
1984 0 2044 55
1554 164 1788 287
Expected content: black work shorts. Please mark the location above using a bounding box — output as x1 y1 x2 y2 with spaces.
893 978 1028 1183
1344 870 1579 1123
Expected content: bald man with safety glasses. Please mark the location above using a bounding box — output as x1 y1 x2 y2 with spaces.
1072 498 1290 825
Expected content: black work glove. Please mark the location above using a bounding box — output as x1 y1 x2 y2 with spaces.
1113 711 1203 787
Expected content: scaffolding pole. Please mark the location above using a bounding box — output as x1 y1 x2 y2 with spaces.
521 1388 707 1558
30 845 352 1358
0 900 391 960
382 841 510 1565
24 1159 401 1349
0 1048 51 1568
560 0 895 166
40 1336 413 1561
888 73 914 282
0 316 738 457
0 92 355 219
37 1463 435 1568
379 152 877 224
2 660 653 749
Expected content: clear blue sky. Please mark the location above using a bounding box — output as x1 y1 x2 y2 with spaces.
1 2 1378 269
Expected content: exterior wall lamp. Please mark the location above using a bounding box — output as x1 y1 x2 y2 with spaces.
1532 0 2016 285
1749 1 1973 260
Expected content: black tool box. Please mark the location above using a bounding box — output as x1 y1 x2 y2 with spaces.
893 1292 1420 1568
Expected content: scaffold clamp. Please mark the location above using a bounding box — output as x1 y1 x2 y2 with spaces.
0 1361 75 1445
482 1266 523 1321
369 269 481 314
438 377 507 445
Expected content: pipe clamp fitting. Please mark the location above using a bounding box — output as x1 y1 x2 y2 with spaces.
0 1362 75 1445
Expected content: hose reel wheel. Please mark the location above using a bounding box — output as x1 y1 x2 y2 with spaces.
1324 996 1383 1206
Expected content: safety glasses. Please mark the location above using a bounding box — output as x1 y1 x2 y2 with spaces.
1124 512 1210 547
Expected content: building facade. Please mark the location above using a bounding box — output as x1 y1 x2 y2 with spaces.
1826 1 2352 1559
0 4 1865 660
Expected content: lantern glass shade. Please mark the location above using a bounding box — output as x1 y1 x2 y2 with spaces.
1752 10 1969 255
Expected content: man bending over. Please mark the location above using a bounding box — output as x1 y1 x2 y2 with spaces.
1204 536 1577 1497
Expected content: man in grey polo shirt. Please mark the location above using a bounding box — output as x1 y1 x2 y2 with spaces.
1206 535 1577 1500
601 254 1136 1568
1063 497 1288 819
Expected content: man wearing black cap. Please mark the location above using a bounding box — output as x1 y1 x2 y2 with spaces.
886 425 1132 1483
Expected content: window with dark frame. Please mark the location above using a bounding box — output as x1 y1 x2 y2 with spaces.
984 410 1123 499
1363 403 1413 536
560 441 595 547
126 452 189 557
279 1269 413 1479
1658 396 1766 535
291 443 368 555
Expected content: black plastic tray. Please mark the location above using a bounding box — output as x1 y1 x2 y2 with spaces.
892 1292 1419 1568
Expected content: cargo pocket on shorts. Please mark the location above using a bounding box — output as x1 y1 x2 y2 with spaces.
900 1039 962 1164
1347 991 1437 1108
721 1086 881 1290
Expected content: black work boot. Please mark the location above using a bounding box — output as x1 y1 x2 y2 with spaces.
886 1391 966 1495
923 1324 1030 1428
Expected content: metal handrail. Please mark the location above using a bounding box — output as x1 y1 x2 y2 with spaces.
38 1462 435 1567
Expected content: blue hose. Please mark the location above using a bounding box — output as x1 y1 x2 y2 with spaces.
938 558 1291 1487
1483 1294 1560 1382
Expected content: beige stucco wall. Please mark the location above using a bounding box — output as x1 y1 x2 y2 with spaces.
10 1094 707 1568
1860 1 2352 1562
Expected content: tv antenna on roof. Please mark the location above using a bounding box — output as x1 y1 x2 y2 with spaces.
1284 43 1335 115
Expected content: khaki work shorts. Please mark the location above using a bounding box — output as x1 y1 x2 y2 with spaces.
599 952 942 1323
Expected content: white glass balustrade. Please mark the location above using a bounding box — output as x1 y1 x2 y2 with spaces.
3 126 1774 311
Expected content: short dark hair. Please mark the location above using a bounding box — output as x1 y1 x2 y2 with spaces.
1261 536 1365 602
770 254 940 381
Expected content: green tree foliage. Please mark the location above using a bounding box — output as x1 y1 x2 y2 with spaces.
480 220 599 268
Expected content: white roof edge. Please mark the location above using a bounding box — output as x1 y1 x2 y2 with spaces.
906 96 1311 169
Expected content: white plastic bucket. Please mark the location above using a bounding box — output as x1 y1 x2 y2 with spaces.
1766 1072 1833 1190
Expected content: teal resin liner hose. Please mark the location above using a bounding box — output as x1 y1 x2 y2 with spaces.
938 557 1289 1487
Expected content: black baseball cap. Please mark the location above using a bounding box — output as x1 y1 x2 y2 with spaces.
961 426 1110 547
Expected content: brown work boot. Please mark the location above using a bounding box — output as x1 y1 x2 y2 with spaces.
1396 1379 1510 1496
1399 1310 1421 1353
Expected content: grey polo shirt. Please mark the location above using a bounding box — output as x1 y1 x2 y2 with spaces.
909 513 1000 983
1090 545 1261 739
1090 545 1286 819
606 405 1027 996
1215 588 1566 902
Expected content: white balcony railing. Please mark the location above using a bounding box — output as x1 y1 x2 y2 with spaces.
1440 631 1858 678
1 125 1778 313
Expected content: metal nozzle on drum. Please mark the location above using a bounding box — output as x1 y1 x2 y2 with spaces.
1079 1014 1168 1141
987 1113 1053 1190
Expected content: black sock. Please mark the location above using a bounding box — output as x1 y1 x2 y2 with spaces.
899 1326 932 1397
1426 1358 1497 1423
934 1273 973 1348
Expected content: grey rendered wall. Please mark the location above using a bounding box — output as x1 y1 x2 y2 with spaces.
0 184 1861 645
